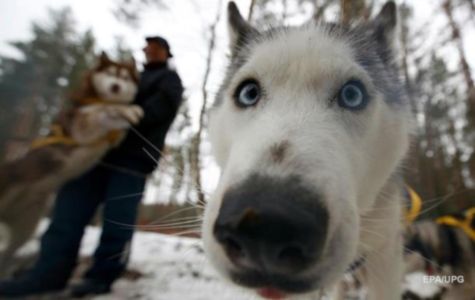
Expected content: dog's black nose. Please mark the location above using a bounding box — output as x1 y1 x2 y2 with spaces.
213 174 328 275
111 83 121 94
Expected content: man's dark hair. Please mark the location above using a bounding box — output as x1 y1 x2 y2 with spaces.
145 36 173 58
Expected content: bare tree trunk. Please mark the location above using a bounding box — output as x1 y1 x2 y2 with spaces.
466 0 475 17
168 147 185 204
447 117 467 209
190 0 224 205
442 0 475 110
442 0 475 192
340 0 366 24
248 0 257 21
312 0 334 21
281 0 288 24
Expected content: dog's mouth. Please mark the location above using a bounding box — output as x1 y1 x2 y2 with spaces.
227 254 365 299
230 270 316 297
257 287 288 299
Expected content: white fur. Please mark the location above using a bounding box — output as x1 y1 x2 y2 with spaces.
92 66 137 103
203 24 411 300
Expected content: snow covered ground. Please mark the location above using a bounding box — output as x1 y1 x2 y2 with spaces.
80 227 260 300
16 224 443 300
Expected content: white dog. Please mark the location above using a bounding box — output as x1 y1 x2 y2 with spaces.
202 2 412 299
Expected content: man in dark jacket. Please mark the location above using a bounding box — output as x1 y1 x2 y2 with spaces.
0 36 183 298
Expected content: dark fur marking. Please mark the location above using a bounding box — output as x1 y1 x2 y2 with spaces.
270 140 290 164
438 225 463 268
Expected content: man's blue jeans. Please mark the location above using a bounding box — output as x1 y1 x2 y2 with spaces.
30 165 146 284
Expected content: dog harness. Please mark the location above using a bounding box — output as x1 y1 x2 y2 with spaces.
404 186 422 224
31 124 122 149
30 97 128 149
436 207 475 241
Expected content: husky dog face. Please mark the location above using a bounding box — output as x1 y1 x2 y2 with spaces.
203 1 411 297
91 52 138 103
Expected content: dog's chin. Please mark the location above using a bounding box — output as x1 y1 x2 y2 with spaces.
227 255 357 300
99 92 134 104
230 270 318 296
95 86 137 104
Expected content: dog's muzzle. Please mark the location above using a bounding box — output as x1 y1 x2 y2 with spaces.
213 174 329 292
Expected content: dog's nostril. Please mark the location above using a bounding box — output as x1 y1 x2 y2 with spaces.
277 245 307 266
223 236 245 260
278 246 304 261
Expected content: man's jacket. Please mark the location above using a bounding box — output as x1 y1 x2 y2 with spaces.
104 61 184 174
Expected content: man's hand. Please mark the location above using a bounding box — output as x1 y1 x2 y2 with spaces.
97 104 144 130
71 104 144 145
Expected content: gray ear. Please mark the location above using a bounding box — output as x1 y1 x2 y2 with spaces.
227 2 256 50
372 1 397 47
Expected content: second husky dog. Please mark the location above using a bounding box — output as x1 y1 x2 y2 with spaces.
0 52 142 276
202 1 411 299
404 216 475 300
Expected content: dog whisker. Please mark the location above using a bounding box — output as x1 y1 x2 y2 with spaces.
126 126 211 201
145 206 204 226
360 227 445 272
107 192 145 201
141 145 211 200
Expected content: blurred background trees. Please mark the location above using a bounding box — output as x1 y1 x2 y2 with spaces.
0 0 474 220
0 8 97 161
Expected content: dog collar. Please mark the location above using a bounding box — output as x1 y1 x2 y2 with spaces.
345 255 366 274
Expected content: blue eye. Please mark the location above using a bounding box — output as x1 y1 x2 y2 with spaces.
338 80 368 110
235 80 261 108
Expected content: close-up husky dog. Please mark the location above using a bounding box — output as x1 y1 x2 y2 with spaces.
202 1 412 299
404 219 475 300
0 52 142 277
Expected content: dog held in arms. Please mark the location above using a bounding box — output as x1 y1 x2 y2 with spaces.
202 1 412 299
0 52 142 276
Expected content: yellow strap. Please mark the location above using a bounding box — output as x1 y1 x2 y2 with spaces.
30 124 78 149
466 207 475 220
436 210 475 241
405 186 422 224
77 97 105 105
30 136 78 149
31 98 126 149
31 126 122 150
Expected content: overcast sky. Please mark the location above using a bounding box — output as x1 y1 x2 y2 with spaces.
1 0 474 111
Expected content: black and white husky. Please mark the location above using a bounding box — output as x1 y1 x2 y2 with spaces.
202 1 411 299
404 219 475 300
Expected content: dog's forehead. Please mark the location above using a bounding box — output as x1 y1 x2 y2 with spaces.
246 26 356 81
215 23 406 107
97 64 134 78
